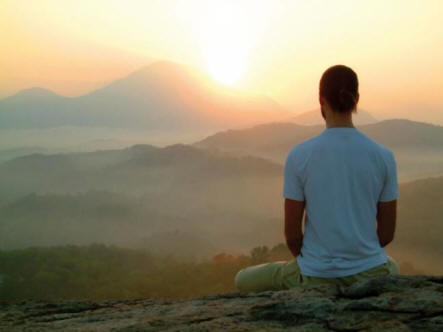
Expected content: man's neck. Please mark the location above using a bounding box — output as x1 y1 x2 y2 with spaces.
326 123 355 128
325 116 354 128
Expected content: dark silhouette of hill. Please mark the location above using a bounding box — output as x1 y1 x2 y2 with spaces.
195 119 443 180
13 87 61 99
0 143 281 200
0 61 288 132
391 176 443 270
196 119 443 155
0 147 52 164
291 108 377 125
0 88 71 128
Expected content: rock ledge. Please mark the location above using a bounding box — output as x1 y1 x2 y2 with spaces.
1 275 442 331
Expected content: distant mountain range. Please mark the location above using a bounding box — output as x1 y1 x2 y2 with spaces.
197 119 443 153
0 139 441 273
0 147 53 164
195 119 443 181
0 143 281 202
0 61 289 132
1 61 442 272
3 118 442 201
0 143 283 253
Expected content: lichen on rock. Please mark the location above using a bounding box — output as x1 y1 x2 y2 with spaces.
0 275 442 331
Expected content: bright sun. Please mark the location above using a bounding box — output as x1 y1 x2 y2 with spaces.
206 48 246 86
203 3 249 86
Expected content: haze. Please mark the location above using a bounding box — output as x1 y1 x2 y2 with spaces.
1 0 443 124
0 1 442 302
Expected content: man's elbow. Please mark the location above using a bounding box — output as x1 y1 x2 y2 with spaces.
285 237 296 249
376 200 397 248
379 232 395 247
285 231 302 246
285 233 303 256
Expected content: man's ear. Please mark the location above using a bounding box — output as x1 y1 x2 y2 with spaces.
319 94 324 106
355 93 360 104
321 107 326 120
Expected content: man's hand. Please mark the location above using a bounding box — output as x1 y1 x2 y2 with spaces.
376 199 397 247
284 198 305 258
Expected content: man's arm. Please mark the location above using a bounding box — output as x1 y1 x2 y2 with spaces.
377 149 398 247
376 199 397 247
284 198 305 258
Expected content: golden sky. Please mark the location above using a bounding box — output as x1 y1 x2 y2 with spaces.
1 0 442 124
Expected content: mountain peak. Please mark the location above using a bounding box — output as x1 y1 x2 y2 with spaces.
145 60 191 72
126 144 158 153
0 61 287 132
12 87 61 99
124 60 198 82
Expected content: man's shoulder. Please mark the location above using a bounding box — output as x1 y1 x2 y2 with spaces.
355 130 395 156
288 134 323 157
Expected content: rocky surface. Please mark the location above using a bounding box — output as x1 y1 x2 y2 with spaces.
1 275 442 331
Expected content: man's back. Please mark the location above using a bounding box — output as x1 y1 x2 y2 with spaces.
235 65 399 292
283 126 399 277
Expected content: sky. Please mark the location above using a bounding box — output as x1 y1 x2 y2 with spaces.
1 0 442 124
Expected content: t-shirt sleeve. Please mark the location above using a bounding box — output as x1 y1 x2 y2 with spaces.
379 150 399 202
283 150 305 201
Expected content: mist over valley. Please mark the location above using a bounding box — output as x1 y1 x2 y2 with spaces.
1 61 442 303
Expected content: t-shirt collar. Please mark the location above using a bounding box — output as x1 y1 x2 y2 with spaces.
322 126 358 134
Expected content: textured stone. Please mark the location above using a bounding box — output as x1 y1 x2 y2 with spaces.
0 275 442 331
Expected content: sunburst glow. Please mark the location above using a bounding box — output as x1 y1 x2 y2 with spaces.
203 3 250 86
205 46 246 86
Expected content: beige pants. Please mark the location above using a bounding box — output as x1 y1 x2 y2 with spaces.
235 256 399 292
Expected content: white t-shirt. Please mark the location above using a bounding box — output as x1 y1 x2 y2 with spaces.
283 126 399 278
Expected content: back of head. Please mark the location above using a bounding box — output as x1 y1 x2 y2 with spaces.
319 65 359 113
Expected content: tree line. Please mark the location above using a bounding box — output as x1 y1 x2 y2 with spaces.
0 243 420 302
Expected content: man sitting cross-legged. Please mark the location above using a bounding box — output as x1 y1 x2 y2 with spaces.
235 65 399 292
